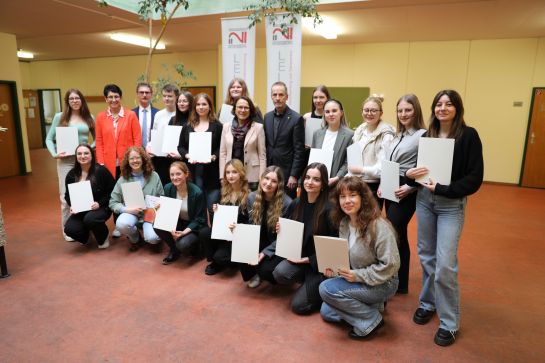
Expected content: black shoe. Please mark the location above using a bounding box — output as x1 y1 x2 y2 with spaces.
396 287 408 294
205 262 223 275
434 328 457 346
162 251 180 265
348 319 385 340
413 308 434 325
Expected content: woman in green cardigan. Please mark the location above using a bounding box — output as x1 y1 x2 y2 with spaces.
155 161 207 265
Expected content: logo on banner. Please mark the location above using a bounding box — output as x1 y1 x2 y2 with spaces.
272 27 294 44
227 29 248 49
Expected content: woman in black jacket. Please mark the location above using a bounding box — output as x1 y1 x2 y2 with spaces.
64 143 115 248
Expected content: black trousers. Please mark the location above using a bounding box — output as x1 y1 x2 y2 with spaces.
154 219 200 255
64 207 112 245
152 157 173 186
200 227 232 266
240 255 284 282
385 190 417 292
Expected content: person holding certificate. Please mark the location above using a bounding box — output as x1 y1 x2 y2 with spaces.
271 163 337 314
154 161 207 265
64 144 115 248
349 95 395 207
319 177 400 340
220 78 263 123
169 91 193 127
201 159 250 275
379 94 427 295
219 96 266 191
406 90 483 347
239 166 293 288
45 89 95 241
311 99 354 186
177 93 222 214
109 147 164 252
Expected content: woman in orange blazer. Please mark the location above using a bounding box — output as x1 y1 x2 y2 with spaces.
219 96 266 190
95 84 142 178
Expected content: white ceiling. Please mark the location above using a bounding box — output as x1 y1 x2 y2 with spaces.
1 0 544 61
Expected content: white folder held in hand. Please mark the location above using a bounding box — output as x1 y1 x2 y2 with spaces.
67 180 94 213
153 196 182 232
231 224 260 264
211 205 239 241
416 138 454 185
121 182 146 209
313 236 350 274
188 132 212 162
275 218 304 260
56 127 79 155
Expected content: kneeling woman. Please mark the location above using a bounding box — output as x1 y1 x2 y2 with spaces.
319 177 400 340
272 163 337 314
64 144 115 248
239 166 293 288
203 159 250 275
155 161 207 265
109 146 164 251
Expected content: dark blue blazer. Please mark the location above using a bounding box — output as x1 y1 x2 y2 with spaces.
132 106 159 142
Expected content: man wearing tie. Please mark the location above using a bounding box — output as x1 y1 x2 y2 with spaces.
133 82 159 149
263 81 305 198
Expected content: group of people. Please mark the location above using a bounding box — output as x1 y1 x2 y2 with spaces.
45 79 483 347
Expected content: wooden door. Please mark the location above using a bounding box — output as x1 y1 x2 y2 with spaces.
0 84 21 177
22 89 43 149
521 88 545 188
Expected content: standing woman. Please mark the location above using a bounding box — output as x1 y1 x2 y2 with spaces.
178 93 222 214
46 89 95 241
319 177 400 340
312 99 354 186
349 95 395 207
222 78 263 123
303 85 330 121
109 146 164 252
64 144 115 248
219 96 266 191
169 91 193 127
239 166 293 288
271 163 337 315
155 161 207 265
406 90 483 346
381 94 427 294
202 159 250 275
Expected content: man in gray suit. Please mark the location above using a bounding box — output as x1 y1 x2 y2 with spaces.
263 82 305 198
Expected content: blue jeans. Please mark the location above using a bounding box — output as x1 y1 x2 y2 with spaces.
116 213 161 244
319 276 398 336
416 188 467 331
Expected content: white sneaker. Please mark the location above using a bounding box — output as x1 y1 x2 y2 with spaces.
112 229 121 238
64 234 75 242
247 274 261 288
98 239 110 249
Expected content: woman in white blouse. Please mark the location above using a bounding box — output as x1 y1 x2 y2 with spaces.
349 95 395 208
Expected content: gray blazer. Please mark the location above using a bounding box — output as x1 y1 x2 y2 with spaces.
312 126 354 178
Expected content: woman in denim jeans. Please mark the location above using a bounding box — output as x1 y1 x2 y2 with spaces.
406 89 483 346
319 177 400 340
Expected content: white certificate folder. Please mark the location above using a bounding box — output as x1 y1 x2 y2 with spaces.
211 205 239 241
55 127 79 155
231 224 261 264
416 138 455 185
275 218 304 260
67 180 94 213
313 236 350 274
188 132 212 162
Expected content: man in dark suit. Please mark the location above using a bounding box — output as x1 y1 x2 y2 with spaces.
264 81 305 198
132 82 159 148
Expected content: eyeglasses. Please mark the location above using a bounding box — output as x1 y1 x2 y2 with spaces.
363 108 380 114
68 97 81 102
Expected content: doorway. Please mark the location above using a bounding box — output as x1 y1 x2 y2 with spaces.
38 89 62 143
520 87 545 188
0 81 25 178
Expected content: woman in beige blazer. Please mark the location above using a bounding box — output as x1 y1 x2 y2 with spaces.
219 96 266 190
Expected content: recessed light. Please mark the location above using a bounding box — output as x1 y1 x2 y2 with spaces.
109 33 166 49
17 50 34 59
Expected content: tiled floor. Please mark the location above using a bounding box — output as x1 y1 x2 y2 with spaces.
0 149 544 362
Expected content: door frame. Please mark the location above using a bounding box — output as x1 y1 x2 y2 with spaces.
0 80 26 176
37 88 62 148
519 87 545 187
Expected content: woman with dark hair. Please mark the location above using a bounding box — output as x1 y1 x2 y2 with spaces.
64 144 115 248
46 88 95 241
169 91 193 127
379 94 427 295
406 89 483 346
270 162 337 314
349 95 395 207
178 93 223 214
311 99 354 186
221 78 263 123
238 166 293 288
155 161 207 265
202 159 250 275
219 96 266 191
109 146 164 252
319 176 400 340
303 85 330 121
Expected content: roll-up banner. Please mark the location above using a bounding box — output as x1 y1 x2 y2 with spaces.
221 17 256 98
265 15 302 112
